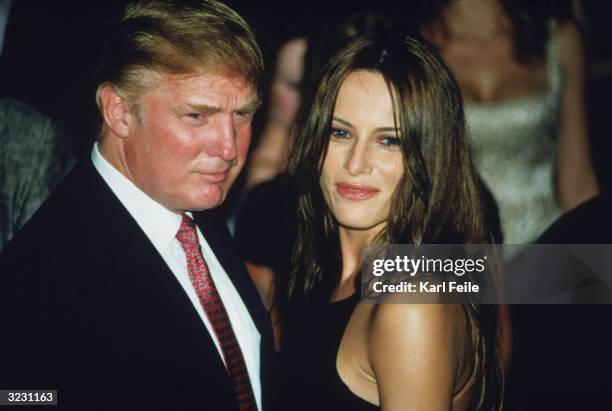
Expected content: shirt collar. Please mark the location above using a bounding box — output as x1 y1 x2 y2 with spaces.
91 142 183 251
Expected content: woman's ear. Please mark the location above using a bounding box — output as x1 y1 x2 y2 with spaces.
98 84 134 139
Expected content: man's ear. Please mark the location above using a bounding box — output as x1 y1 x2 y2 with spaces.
99 84 134 139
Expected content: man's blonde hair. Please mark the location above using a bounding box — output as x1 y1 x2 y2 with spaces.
95 0 263 135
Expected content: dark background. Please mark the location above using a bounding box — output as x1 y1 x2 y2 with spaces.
2 1 611 195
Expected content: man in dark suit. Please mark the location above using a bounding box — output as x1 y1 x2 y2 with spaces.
0 1 272 410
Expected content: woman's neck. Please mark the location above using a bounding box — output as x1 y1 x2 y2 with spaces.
336 224 384 296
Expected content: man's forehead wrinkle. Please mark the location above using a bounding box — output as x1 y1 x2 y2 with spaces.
182 93 257 111
162 70 253 89
145 70 258 117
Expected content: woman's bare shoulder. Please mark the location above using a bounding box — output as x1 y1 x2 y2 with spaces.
368 301 467 344
365 299 469 371
363 302 470 409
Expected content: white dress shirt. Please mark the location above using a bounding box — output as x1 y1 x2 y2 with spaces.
91 144 261 410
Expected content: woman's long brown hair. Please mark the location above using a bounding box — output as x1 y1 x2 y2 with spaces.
279 32 503 410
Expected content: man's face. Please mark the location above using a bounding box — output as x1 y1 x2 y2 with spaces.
122 71 259 213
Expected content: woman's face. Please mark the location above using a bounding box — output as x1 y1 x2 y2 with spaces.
269 38 307 129
319 70 405 235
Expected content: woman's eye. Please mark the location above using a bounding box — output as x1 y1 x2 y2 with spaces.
379 136 401 147
331 128 350 139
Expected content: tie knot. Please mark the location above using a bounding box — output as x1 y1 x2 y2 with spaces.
176 215 199 247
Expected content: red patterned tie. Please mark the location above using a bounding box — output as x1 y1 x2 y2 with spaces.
176 215 258 411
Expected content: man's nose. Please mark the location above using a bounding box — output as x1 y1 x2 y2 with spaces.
209 115 237 162
345 139 372 176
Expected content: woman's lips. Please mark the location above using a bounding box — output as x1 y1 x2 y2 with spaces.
335 182 379 200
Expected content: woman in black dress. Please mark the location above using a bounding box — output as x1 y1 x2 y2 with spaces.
276 33 503 410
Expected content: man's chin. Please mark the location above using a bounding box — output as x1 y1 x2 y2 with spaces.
167 184 229 213
186 193 227 212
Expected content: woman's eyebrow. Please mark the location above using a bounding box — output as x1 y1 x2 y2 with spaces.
375 127 399 133
333 117 398 133
332 116 352 127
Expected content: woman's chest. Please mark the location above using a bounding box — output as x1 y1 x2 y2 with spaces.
336 304 380 405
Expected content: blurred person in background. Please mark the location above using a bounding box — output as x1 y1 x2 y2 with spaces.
418 0 599 244
231 10 309 310
0 97 75 250
243 26 307 190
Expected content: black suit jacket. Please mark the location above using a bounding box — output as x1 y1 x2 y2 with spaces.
0 159 274 411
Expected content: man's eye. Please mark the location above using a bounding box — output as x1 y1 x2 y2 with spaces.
331 128 350 139
187 113 202 120
234 111 254 123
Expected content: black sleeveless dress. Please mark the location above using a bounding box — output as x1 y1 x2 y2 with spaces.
277 293 379 411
